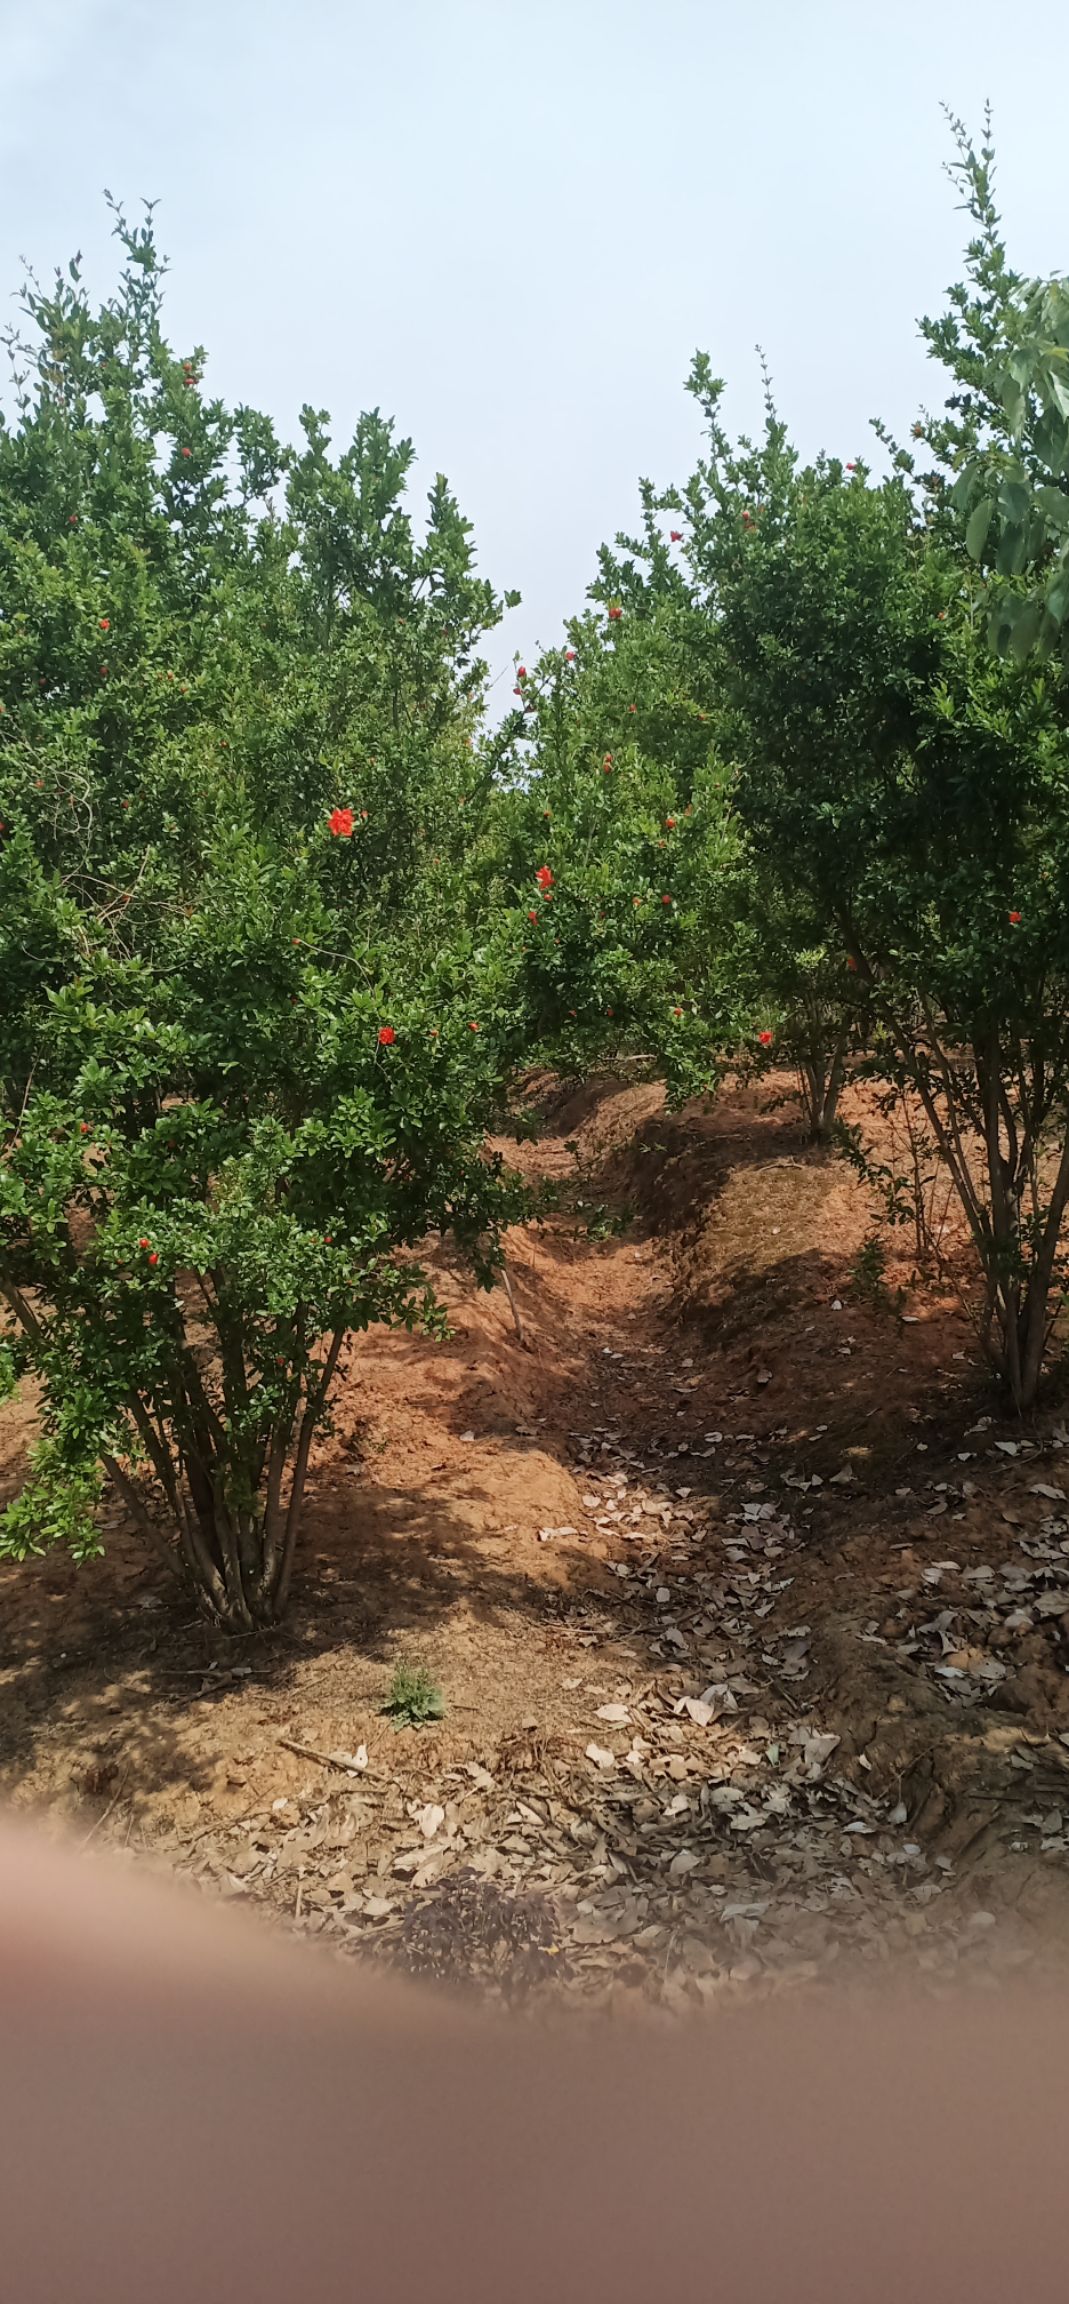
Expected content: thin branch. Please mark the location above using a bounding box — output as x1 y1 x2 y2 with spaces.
273 1328 345 1615
101 1452 177 1578
0 1279 44 1344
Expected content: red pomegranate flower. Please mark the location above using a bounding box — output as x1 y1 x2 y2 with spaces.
608 605 622 621
661 893 672 905
138 1237 151 1251
1009 910 1022 925
148 1252 159 1267
468 1020 480 1032
665 816 676 829
758 1029 773 1046
517 665 527 680
528 910 538 922
670 529 682 541
328 807 355 838
99 617 110 631
377 1025 396 1046
535 865 554 889
846 462 857 472
565 649 576 662
181 447 191 458
673 1007 683 1018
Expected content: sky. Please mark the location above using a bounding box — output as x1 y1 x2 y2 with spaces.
0 0 1065 710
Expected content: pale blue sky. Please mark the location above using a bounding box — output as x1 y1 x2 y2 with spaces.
1 0 1064 707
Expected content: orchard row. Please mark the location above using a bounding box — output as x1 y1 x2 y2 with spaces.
3 129 1069 1624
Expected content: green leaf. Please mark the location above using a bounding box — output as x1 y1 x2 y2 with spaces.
1045 578 1069 628
998 478 1031 526
1035 485 1069 533
995 524 1030 579
965 499 994 560
1006 598 1044 663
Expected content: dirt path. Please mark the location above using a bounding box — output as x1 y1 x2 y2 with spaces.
4 1072 1069 2005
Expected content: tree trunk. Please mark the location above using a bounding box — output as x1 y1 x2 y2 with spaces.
117 1330 346 1629
999 1131 1069 1413
797 1024 848 1142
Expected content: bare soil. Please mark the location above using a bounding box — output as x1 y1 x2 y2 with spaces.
5 1070 1069 2008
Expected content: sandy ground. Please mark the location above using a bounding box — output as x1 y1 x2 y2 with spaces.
4 1070 1069 2005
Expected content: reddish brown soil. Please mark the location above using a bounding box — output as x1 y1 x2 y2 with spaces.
4 1071 1069 2006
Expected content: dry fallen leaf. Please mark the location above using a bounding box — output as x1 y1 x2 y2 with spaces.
327 1746 368 1773
676 1696 715 1728
698 1684 739 1718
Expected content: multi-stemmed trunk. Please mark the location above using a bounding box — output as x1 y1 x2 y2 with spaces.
103 1328 345 1629
791 998 850 1142
887 1008 1069 1414
974 1042 1069 1414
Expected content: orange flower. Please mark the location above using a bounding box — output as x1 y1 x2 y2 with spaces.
328 807 354 838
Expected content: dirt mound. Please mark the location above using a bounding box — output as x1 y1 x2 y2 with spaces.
4 1071 1069 2005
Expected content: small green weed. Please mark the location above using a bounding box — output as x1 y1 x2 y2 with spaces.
849 1233 905 1315
577 1198 635 1241
383 1663 446 1728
